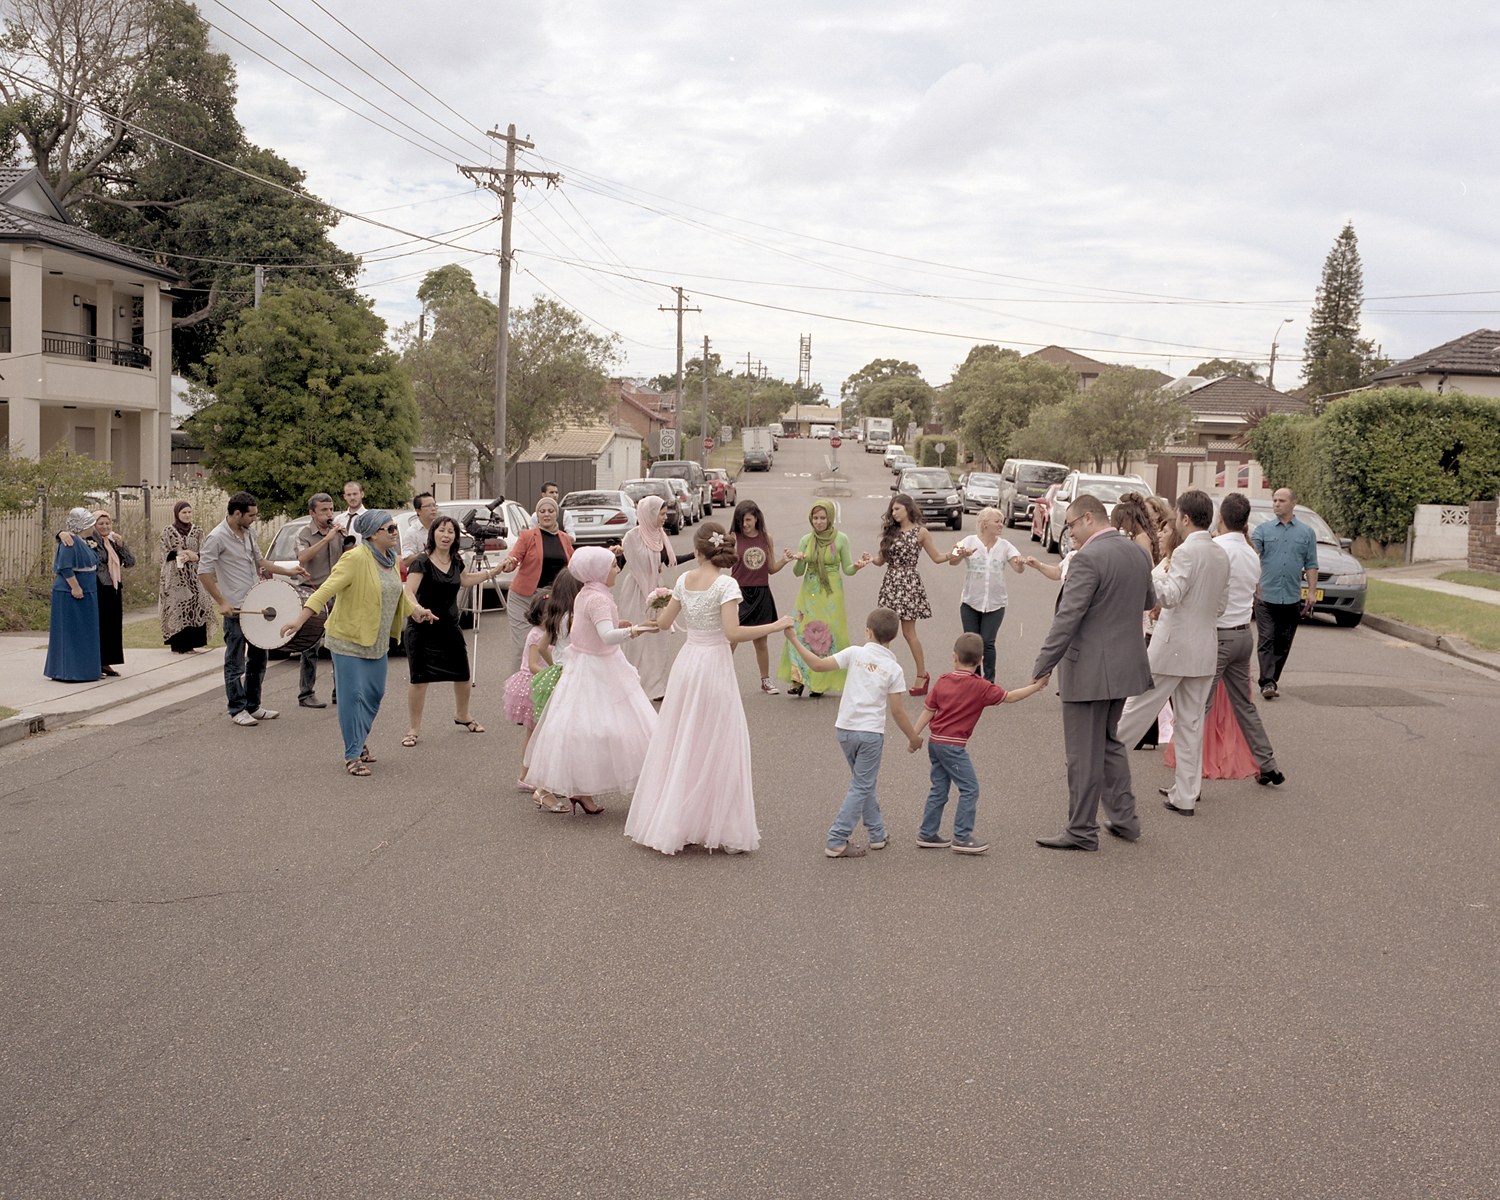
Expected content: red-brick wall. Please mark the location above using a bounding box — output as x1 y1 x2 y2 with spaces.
1469 500 1500 575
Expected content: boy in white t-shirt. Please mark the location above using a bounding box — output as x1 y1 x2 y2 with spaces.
785 606 923 858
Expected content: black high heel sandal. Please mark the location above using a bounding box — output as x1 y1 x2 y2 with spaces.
571 796 604 815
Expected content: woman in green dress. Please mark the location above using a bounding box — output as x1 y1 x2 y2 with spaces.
777 500 872 697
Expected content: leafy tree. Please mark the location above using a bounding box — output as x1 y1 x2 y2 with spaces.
1071 367 1187 472
400 285 622 485
860 377 934 425
2 0 358 375
1191 358 1263 382
1302 222 1389 397
841 358 924 406
1010 395 1095 467
0 442 120 513
952 350 1076 468
417 264 481 313
185 286 419 516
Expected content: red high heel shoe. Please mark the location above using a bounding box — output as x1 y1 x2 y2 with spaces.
571 796 604 815
910 672 930 696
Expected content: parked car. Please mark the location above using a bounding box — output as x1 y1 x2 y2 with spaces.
704 468 737 509
1042 472 1151 554
742 447 771 472
1241 499 1367 627
649 459 713 511
665 476 703 524
888 453 917 476
882 444 907 469
621 478 684 534
960 471 1003 513
895 467 963 530
997 458 1070 528
560 490 637 546
1031 483 1062 543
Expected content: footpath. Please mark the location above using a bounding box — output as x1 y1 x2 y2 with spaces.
3 562 1497 745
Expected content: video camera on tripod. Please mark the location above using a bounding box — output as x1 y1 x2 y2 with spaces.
462 497 508 546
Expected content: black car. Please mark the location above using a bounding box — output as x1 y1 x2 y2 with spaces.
894 467 963 530
743 447 771 471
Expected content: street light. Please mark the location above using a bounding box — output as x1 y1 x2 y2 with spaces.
1268 318 1294 390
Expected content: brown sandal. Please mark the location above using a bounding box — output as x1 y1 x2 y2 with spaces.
360 745 377 763
401 734 418 747
346 760 371 777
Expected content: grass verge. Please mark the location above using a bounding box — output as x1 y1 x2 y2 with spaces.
1357 554 1408 570
1436 570 1500 592
1365 580 1500 652
121 617 225 651
0 705 18 720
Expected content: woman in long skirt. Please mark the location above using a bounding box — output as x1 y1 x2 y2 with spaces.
159 501 215 653
44 509 103 683
402 515 506 745
617 495 679 700
85 510 135 676
777 500 870 696
625 523 793 855
523 547 658 811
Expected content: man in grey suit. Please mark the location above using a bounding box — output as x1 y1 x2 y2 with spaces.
1031 494 1158 851
1115 489 1230 816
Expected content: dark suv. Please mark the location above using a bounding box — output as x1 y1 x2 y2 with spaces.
894 467 963 530
649 460 712 511
997 458 1069 528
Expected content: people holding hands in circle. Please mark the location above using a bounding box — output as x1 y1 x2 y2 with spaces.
777 500 871 697
944 506 1024 684
872 493 949 696
729 501 794 694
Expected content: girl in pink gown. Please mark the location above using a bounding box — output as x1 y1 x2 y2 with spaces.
625 523 794 855
524 547 658 812
1165 677 1260 780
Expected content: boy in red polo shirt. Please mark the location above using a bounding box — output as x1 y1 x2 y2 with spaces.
912 632 1048 854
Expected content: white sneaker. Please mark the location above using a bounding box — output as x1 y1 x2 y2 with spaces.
251 708 279 720
231 711 259 726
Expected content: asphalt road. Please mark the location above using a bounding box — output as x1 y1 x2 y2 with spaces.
3 438 1498 1198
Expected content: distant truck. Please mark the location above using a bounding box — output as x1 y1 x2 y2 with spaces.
861 417 893 453
742 427 775 463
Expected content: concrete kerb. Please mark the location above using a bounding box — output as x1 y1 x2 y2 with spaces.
1359 611 1500 673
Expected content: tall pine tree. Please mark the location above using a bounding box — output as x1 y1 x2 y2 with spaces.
1302 223 1387 398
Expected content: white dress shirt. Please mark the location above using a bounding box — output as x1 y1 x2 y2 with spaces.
1214 532 1260 628
953 535 1021 612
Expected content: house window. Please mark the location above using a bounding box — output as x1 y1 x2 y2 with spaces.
606 450 613 470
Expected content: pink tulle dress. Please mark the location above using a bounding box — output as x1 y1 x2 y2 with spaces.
625 573 760 854
523 588 657 797
503 625 547 729
1165 678 1259 780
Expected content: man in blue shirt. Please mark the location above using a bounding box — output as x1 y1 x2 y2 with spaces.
1250 488 1319 699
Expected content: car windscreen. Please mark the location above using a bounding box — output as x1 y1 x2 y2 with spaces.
650 464 692 480
967 474 1001 488
562 492 621 509
268 523 305 559
1247 507 1339 544
1019 464 1069 485
622 481 667 499
902 470 952 489
1076 480 1143 505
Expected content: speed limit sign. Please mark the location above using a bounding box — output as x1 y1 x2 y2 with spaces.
659 428 677 456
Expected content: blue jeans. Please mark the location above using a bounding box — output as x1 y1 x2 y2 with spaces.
222 614 267 717
959 603 1005 682
830 729 886 849
918 742 981 841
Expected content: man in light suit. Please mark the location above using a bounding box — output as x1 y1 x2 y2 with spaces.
1032 494 1158 851
1115 489 1230 816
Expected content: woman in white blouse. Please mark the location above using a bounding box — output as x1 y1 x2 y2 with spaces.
945 506 1025 682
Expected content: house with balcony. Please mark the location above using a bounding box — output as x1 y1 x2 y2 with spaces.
0 167 179 482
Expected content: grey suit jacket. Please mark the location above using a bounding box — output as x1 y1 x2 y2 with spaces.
1032 528 1157 702
1147 530 1230 677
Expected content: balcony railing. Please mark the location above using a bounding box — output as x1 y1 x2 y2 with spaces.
0 326 152 369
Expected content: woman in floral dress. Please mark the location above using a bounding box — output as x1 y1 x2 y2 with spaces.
873 493 949 696
777 500 870 697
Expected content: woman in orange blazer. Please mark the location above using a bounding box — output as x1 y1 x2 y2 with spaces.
500 497 575 673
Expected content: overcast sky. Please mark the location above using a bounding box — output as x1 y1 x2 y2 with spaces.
210 0 1500 396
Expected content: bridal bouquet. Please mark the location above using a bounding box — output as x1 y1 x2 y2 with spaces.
647 587 674 610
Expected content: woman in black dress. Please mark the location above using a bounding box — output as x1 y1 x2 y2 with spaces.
401 515 506 746
84 511 135 675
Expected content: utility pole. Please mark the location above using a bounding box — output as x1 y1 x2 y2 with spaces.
701 336 711 468
658 287 699 456
458 125 560 496
1268 317 1294 391
253 265 263 309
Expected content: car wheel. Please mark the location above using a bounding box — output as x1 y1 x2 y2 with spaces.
1045 521 1059 554
1333 610 1363 628
950 512 962 531
1030 520 1041 543
1060 528 1073 557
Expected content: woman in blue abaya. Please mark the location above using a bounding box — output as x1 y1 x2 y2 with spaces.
44 508 104 683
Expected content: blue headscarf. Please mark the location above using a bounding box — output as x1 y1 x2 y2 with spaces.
354 508 397 568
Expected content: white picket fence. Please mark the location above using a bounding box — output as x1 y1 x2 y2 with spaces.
1 486 290 586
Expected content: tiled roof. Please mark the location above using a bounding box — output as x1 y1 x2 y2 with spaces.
1369 328 1500 380
1026 345 1110 373
0 200 180 280
518 422 639 462
1179 375 1309 417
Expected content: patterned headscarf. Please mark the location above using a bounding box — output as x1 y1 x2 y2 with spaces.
353 508 397 568
65 508 94 534
93 510 122 588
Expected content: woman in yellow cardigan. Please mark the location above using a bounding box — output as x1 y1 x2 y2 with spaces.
281 510 426 776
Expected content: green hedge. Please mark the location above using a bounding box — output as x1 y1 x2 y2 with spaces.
914 434 958 468
1252 389 1500 544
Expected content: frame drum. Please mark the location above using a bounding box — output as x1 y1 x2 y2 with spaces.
238 578 305 651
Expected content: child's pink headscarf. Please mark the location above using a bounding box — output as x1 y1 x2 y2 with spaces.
569 546 615 598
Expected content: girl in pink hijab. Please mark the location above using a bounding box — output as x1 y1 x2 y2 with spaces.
616 494 679 700
523 546 659 812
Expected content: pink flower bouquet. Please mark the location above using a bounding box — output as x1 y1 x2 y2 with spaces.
647 587 674 610
801 619 834 657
